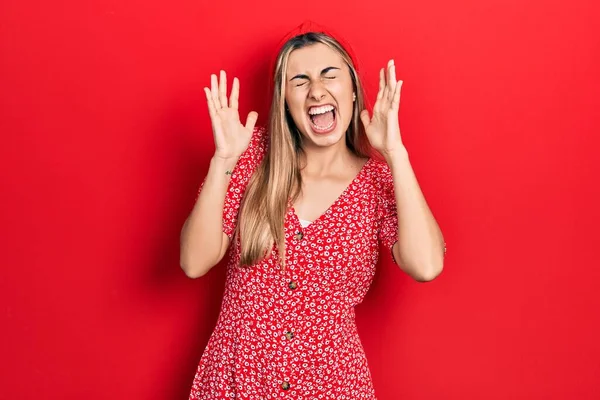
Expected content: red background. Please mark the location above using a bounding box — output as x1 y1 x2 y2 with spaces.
1 0 599 399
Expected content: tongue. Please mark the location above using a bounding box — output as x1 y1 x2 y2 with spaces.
311 110 334 127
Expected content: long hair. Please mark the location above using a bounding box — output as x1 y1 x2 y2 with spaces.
237 32 373 269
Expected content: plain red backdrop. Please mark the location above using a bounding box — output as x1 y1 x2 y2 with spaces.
1 0 599 399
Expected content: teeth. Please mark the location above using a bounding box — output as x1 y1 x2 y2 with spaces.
308 105 335 115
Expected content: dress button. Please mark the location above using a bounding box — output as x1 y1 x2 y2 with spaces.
281 381 290 390
288 281 298 290
293 231 303 241
285 331 294 340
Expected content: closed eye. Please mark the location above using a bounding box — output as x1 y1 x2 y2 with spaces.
290 66 340 85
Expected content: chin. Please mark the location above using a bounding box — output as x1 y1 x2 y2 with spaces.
301 123 346 148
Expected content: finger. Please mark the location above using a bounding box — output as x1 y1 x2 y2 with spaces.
360 109 371 129
245 111 258 132
376 68 385 100
204 87 218 118
230 77 240 110
211 74 221 109
382 85 390 105
392 80 402 110
388 60 397 101
219 70 228 108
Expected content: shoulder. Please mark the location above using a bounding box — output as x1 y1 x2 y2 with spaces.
249 125 269 153
364 158 397 219
239 126 269 166
365 157 393 189
251 125 269 143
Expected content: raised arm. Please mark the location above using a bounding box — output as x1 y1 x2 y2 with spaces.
180 71 258 278
361 60 445 281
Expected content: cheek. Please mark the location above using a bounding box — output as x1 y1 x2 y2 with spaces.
328 81 353 101
285 90 309 126
285 88 305 109
330 83 355 117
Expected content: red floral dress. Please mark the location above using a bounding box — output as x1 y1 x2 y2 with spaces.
189 127 399 399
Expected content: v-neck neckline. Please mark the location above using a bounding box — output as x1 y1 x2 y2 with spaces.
289 157 372 230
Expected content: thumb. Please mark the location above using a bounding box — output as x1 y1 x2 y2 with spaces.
245 111 258 132
360 109 370 130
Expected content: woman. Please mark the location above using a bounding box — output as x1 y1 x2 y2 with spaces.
181 21 445 399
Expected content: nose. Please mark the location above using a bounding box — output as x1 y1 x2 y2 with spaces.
308 80 327 101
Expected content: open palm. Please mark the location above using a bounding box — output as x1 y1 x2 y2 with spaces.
204 70 258 160
360 60 404 156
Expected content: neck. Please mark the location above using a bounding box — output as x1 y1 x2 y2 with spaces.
300 145 358 176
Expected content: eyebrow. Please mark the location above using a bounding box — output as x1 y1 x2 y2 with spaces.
289 66 340 81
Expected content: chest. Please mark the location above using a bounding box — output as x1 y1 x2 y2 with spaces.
286 186 379 256
292 158 370 223
293 177 356 222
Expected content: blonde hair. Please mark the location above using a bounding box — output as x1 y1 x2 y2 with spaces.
237 32 372 269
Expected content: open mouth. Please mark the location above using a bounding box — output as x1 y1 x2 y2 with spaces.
307 104 337 133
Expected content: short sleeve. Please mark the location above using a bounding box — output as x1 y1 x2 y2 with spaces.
376 162 399 262
194 126 268 239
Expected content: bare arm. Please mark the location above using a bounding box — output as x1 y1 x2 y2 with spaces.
180 156 238 278
180 70 257 278
386 148 445 282
361 59 445 282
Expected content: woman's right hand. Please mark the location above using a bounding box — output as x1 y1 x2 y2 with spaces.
204 70 258 161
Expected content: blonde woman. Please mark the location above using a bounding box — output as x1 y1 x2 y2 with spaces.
181 21 446 399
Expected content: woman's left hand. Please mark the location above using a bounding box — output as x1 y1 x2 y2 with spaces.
360 59 404 157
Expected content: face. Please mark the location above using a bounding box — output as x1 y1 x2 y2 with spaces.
284 42 355 149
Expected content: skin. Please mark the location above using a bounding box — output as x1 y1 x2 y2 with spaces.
181 43 445 282
285 42 355 151
179 72 258 278
358 57 446 282
290 43 445 281
284 43 367 222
